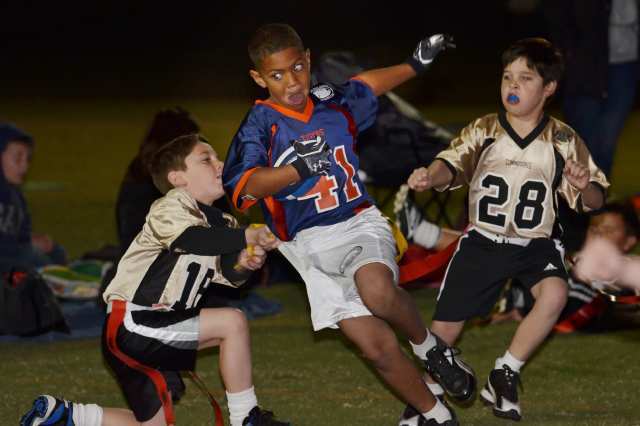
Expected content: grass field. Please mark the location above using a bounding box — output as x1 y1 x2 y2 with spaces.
1 99 639 425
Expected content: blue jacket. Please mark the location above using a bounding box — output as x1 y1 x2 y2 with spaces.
0 124 33 256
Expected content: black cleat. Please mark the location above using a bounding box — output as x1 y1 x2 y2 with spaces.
242 406 290 426
423 336 476 402
480 364 522 421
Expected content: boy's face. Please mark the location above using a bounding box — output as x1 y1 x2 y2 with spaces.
169 142 225 205
1 141 31 185
587 212 637 253
249 47 311 112
501 57 556 119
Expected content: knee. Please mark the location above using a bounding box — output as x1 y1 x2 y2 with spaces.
537 281 568 314
202 307 249 339
225 308 250 336
359 336 399 371
357 275 397 311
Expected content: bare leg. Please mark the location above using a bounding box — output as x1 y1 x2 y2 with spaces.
102 406 166 426
435 228 462 252
507 277 568 361
198 307 253 392
354 262 427 344
339 315 436 412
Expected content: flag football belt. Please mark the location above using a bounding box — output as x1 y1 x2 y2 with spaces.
471 226 531 247
105 300 224 425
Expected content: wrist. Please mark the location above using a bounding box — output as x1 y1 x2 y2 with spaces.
244 228 256 246
406 56 427 75
291 157 311 180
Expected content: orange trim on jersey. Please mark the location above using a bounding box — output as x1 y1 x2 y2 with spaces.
255 97 314 123
232 167 260 211
264 196 289 241
106 300 175 425
267 124 278 165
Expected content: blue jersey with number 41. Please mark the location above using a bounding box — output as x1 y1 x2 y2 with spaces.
222 79 378 241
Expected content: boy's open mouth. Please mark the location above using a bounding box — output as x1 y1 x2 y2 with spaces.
507 93 520 104
288 92 306 106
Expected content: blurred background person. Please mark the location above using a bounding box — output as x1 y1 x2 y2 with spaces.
0 123 66 272
544 0 639 178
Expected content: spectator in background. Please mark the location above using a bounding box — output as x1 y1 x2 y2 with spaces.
115 107 208 250
544 0 639 177
0 124 66 271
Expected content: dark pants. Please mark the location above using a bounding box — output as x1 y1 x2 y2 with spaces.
563 61 639 177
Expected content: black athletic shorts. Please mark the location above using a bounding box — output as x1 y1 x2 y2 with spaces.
433 229 568 322
101 302 200 422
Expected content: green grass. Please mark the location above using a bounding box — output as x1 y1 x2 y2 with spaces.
1 99 639 425
3 286 640 425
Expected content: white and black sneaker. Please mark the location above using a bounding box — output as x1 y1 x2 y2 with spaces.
480 364 522 421
423 336 476 403
398 396 458 426
398 403 459 426
393 184 424 243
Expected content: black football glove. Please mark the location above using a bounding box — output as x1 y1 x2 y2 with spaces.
290 135 332 180
407 34 455 74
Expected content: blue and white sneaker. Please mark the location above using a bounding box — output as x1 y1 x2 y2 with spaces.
20 395 74 426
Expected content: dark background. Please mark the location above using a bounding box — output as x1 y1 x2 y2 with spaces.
0 2 564 103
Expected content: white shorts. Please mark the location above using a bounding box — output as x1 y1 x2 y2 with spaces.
278 206 399 331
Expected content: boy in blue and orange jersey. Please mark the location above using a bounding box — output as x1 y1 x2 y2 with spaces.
223 23 467 426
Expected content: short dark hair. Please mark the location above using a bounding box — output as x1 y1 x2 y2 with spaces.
594 202 640 239
125 107 200 183
150 133 207 194
248 23 304 68
502 38 564 85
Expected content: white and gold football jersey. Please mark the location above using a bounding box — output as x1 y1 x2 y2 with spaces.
103 188 243 309
436 112 609 239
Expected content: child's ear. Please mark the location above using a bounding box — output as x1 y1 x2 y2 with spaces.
543 80 558 99
249 69 267 89
168 170 186 188
305 49 311 67
623 235 637 253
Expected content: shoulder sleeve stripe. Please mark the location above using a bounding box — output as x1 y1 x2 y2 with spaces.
232 167 260 211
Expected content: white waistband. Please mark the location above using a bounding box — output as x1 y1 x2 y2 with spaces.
106 300 171 314
471 226 531 247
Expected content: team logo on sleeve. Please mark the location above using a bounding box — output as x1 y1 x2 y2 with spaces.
311 84 334 101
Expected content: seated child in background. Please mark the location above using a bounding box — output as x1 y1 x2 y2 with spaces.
0 123 66 272
21 134 289 426
490 202 640 332
557 202 640 332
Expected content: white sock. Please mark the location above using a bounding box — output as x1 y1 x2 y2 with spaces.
427 381 444 397
70 402 103 426
496 350 525 372
413 220 442 249
410 330 437 361
227 386 258 426
422 399 452 423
